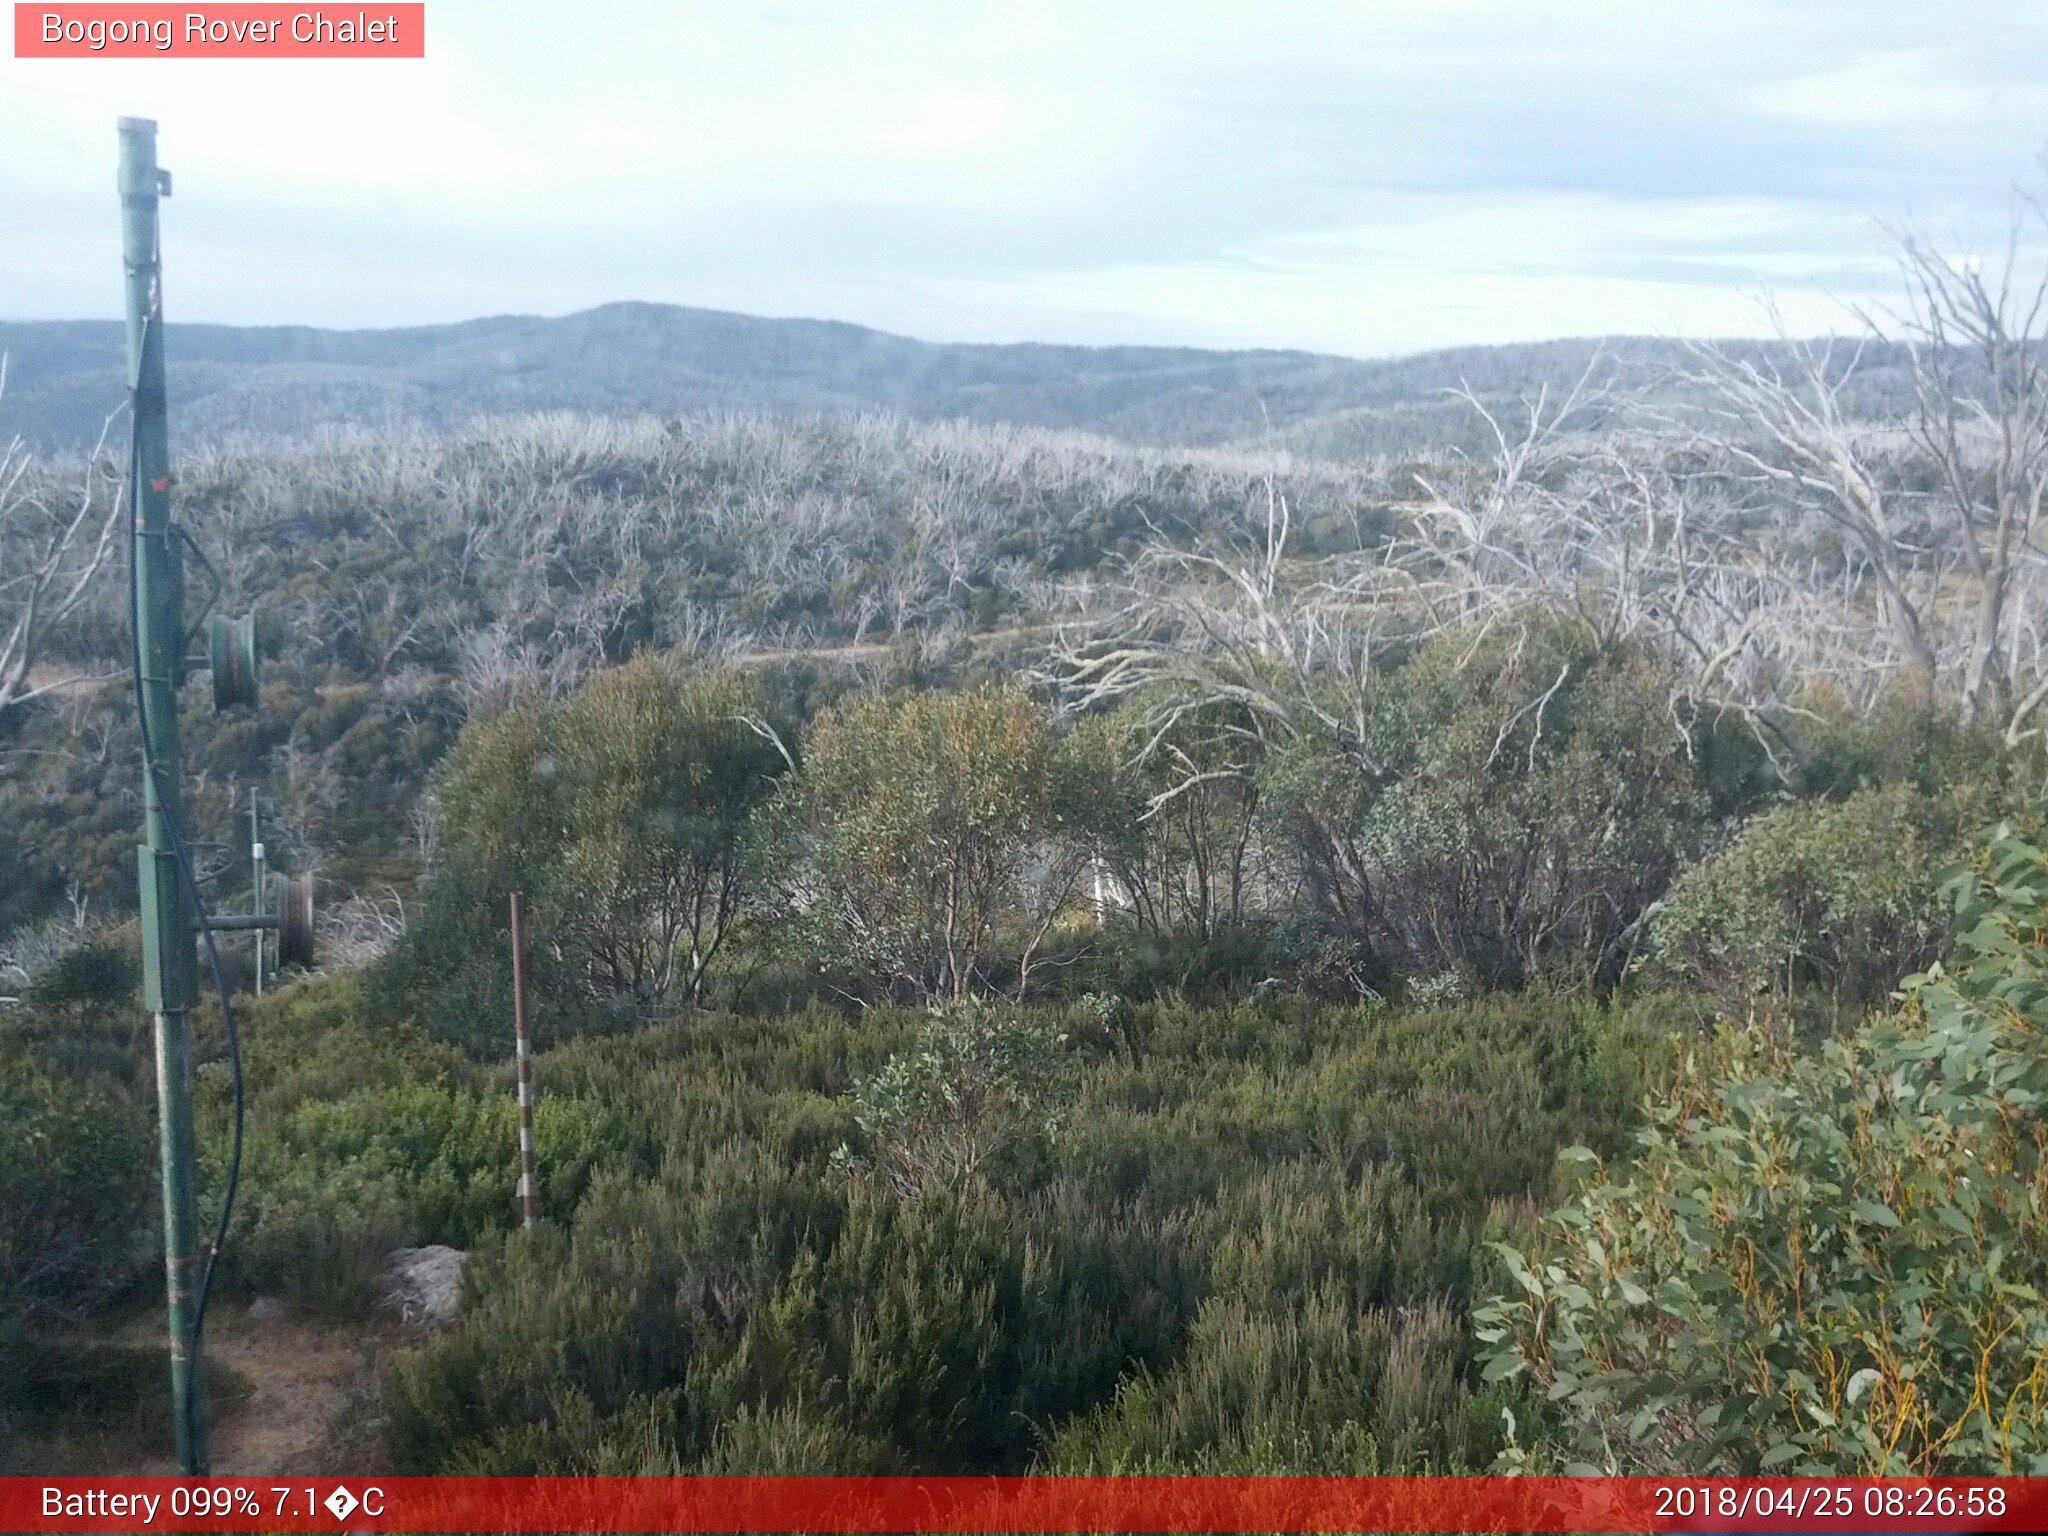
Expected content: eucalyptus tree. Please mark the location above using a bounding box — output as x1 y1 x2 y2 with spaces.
775 685 1095 1001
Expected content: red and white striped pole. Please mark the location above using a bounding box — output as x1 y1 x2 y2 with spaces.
509 891 536 1232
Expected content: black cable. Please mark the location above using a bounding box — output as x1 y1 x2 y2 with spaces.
127 305 245 1459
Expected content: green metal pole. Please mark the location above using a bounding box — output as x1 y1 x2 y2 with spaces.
119 115 208 1477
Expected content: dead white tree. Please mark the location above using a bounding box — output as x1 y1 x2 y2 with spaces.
0 886 100 1006
317 885 409 968
1893 217 2048 736
1046 467 1415 940
1679 211 2048 742
1050 346 1885 830
1680 326 1943 699
1052 473 1395 771
0 360 125 719
1397 365 1613 635
1401 390 1873 766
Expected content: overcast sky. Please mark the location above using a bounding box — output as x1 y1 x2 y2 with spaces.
6 1 2048 356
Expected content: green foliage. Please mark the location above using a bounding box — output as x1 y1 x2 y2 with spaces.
834 1004 1077 1197
1242 617 1715 992
0 1334 259 1475
1071 701 1263 941
0 828 62 936
1064 922 1300 1003
1046 1291 1486 1473
27 937 138 1010
377 659 789 1049
547 660 791 1002
1650 785 1952 1022
1789 688 2015 807
1476 813 2048 1474
382 988 1656 1474
188 976 655 1314
775 687 1088 1000
219 1081 645 1313
0 1048 151 1337
369 697 559 1053
1344 618 1711 988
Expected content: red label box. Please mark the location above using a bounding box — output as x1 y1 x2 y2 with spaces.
14 4 424 57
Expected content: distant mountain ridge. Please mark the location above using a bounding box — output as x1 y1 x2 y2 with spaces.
0 301 1911 458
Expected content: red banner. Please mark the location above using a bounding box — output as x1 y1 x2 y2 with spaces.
6 1476 2048 1533
13 5 424 58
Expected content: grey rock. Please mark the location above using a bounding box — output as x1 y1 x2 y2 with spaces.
380 1245 468 1329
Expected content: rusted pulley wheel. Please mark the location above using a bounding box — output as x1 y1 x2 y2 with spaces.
276 873 315 968
209 612 261 710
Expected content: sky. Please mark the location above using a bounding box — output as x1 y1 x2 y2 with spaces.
6 0 2048 357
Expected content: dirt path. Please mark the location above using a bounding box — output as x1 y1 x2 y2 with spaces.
129 1304 398 1476
732 622 1053 668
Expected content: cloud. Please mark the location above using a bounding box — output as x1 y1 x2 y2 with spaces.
5 0 2048 352
1752 45 2048 141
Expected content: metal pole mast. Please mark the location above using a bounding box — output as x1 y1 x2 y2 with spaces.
120 115 208 1477
510 891 537 1230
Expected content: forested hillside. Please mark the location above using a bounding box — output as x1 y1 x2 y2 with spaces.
8 229 2048 1478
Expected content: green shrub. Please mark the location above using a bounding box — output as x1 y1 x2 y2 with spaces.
0 1338 233 1475
770 686 1090 1000
1067 701 1264 943
189 976 656 1314
230 1161 416 1314
374 660 790 1049
833 1004 1076 1197
1060 923 1289 1003
384 989 1655 1474
1260 617 1713 990
1476 813 2048 1474
1788 689 2013 809
26 937 138 1011
694 1401 892 1474
1046 1290 1489 1473
1649 784 1951 1023
0 1051 151 1336
384 1158 858 1473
